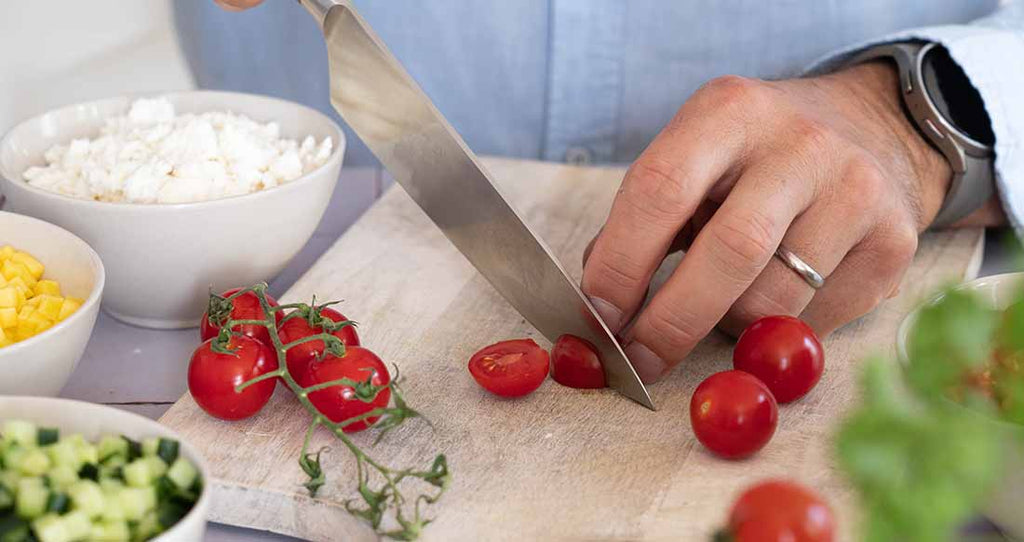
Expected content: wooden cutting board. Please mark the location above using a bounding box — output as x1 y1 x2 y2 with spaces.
160 157 984 541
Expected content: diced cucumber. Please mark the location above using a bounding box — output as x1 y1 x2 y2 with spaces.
61 510 90 540
131 511 162 542
36 429 58 447
45 441 79 471
31 513 68 542
1 449 25 475
16 449 50 477
67 481 104 519
155 440 178 466
98 478 123 496
0 470 19 492
89 519 129 542
140 439 158 459
46 466 78 492
97 438 127 465
0 485 13 512
164 459 198 491
45 493 69 515
98 496 124 523
115 487 155 521
15 477 48 519
0 515 31 542
2 422 37 449
156 499 189 530
123 439 141 463
70 439 97 467
76 464 97 482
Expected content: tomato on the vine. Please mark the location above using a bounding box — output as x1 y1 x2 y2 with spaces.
301 346 391 433
279 306 359 382
550 334 606 389
468 339 549 397
733 315 824 403
200 287 283 348
188 335 278 421
690 370 778 459
722 480 835 542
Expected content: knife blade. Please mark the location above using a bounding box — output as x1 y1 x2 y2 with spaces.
299 0 654 409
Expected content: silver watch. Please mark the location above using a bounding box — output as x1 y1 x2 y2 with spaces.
848 41 995 228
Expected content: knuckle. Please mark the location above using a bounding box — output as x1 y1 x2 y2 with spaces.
789 117 836 156
622 158 693 224
643 306 705 353
842 154 888 215
730 292 793 328
588 246 649 293
706 210 778 282
698 75 768 113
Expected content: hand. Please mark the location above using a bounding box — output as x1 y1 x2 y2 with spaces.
582 62 959 384
214 0 264 11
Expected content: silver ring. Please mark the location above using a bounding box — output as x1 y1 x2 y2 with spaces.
774 246 825 289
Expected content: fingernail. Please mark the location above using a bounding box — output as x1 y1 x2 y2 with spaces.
624 342 667 384
589 296 624 334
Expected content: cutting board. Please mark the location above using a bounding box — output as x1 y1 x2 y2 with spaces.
160 157 984 541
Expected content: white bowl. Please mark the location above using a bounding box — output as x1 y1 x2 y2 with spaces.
0 396 210 541
0 91 345 328
897 272 1024 539
0 211 103 396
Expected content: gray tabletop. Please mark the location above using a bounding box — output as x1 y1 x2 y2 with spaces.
53 165 1020 541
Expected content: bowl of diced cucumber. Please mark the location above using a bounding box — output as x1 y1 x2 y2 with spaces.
0 396 209 542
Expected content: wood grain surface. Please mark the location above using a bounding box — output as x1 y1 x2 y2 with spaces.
160 157 984 541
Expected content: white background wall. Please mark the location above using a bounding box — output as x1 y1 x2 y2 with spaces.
0 0 194 132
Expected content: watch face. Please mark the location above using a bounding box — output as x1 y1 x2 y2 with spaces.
921 45 995 146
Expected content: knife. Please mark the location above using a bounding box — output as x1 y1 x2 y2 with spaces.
298 0 654 409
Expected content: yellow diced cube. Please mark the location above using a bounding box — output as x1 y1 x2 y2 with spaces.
0 334 10 348
57 298 82 321
8 276 31 295
0 307 15 328
0 246 13 262
1 261 34 287
10 252 44 280
23 296 40 307
33 280 61 297
0 274 6 288
35 295 64 321
17 305 34 320
0 287 21 309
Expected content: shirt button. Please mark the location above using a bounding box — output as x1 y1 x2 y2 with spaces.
565 146 593 166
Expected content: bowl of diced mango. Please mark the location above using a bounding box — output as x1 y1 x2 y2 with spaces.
0 211 103 396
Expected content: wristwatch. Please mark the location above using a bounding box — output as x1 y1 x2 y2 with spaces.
847 41 995 227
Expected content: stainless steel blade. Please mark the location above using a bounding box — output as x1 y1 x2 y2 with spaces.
300 0 654 409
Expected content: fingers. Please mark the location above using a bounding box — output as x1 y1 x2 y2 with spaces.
622 155 816 383
717 158 886 336
581 76 763 334
801 222 918 335
214 0 264 11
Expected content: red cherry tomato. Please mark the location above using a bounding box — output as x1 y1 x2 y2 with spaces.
302 346 391 433
724 480 836 542
200 288 283 348
279 307 360 382
690 370 778 459
733 316 824 403
550 334 606 389
468 339 549 397
188 335 278 421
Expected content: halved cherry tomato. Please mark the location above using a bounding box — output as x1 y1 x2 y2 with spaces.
723 480 835 542
733 315 824 403
187 335 278 421
301 346 391 433
200 288 283 348
468 339 549 397
550 334 606 389
690 370 778 459
279 307 360 382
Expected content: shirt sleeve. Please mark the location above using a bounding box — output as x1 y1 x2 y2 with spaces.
806 3 1024 238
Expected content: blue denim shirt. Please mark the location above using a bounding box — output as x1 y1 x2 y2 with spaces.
175 1 1024 235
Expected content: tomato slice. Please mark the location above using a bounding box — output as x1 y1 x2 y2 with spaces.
302 346 391 433
468 339 549 397
200 288 283 348
550 334 606 389
279 307 360 383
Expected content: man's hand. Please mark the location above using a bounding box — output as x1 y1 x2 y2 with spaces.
582 62 961 384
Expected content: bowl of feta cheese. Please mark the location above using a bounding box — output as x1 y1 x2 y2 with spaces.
0 91 344 328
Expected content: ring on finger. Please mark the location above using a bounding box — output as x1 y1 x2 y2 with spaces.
774 246 826 289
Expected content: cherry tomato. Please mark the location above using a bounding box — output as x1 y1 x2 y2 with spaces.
690 370 778 459
733 315 824 403
301 346 391 433
723 480 835 542
550 334 606 389
468 339 549 397
279 307 360 382
200 288 283 348
188 335 278 421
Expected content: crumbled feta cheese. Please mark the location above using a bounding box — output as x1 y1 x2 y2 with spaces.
23 97 333 204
